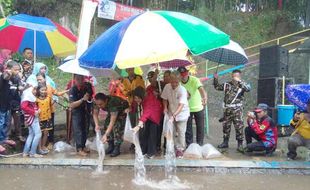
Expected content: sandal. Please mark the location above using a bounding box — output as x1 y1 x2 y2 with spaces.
0 145 6 153
4 139 16 146
83 147 91 153
77 150 88 157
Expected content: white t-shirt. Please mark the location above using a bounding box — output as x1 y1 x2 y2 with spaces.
161 83 190 122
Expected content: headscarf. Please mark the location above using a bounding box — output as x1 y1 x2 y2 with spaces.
21 87 36 103
26 62 56 88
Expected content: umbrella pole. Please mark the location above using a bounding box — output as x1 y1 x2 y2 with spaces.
157 63 162 93
205 60 209 137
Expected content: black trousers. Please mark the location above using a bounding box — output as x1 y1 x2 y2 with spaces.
48 113 55 143
245 127 272 152
157 116 164 150
140 119 158 156
72 112 88 150
186 109 205 146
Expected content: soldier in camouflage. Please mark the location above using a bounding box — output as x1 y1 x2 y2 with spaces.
213 69 251 152
93 93 129 157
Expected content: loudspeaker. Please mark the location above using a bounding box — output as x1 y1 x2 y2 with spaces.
257 77 294 107
259 45 289 78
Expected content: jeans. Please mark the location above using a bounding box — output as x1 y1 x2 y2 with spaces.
245 126 273 152
186 109 205 146
0 110 10 143
72 112 87 150
23 118 42 155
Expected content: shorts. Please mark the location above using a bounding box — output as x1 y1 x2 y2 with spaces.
40 120 52 131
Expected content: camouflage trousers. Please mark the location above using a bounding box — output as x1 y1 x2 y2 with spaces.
104 113 126 146
222 107 244 141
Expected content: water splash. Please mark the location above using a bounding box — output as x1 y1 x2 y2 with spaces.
132 132 146 185
92 131 109 176
165 123 176 180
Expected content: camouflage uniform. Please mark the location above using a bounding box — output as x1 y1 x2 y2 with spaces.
214 78 251 141
102 96 129 146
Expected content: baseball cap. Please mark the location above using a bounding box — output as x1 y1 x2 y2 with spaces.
177 66 188 77
254 103 269 112
147 71 155 79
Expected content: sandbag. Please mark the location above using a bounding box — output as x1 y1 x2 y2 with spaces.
183 143 202 159
54 141 74 153
201 144 222 159
86 139 98 151
123 113 134 143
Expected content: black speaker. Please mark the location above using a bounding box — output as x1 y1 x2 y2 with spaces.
259 45 289 78
257 77 294 107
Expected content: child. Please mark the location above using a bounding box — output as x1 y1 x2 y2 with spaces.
36 83 53 154
21 87 42 158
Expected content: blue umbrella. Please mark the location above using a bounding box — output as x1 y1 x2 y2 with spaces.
286 84 310 111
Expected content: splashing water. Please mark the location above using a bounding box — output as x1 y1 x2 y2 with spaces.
92 131 109 176
132 132 146 185
165 123 176 180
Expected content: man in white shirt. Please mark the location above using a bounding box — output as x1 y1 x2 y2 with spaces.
161 72 190 158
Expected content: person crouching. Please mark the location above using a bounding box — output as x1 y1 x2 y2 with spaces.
244 103 278 155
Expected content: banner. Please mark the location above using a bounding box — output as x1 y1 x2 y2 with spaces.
98 0 145 21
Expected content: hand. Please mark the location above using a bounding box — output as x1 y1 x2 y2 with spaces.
95 125 100 132
35 109 41 116
214 73 218 79
82 93 90 101
132 126 140 134
163 108 168 114
201 97 207 106
247 111 255 119
124 108 130 113
101 134 108 143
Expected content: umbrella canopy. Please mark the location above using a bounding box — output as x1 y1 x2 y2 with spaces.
0 14 77 58
201 40 248 65
79 11 229 70
286 84 310 111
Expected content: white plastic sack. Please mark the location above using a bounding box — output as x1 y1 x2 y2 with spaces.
86 138 98 151
54 141 74 153
202 144 222 159
183 143 202 159
123 114 134 143
163 114 174 141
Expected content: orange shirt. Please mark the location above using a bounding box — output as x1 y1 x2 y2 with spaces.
36 96 52 121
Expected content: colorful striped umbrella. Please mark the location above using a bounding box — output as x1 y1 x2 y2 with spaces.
79 11 229 70
0 14 77 61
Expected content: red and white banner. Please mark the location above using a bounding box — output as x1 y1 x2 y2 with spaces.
98 0 145 21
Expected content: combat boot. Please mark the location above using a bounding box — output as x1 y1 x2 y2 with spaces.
237 140 244 153
105 141 114 154
218 138 229 149
110 145 121 157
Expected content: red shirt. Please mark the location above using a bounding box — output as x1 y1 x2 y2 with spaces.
139 85 163 125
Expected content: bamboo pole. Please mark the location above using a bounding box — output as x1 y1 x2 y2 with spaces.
282 75 285 105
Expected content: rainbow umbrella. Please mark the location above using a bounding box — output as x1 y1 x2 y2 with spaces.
79 11 229 70
0 14 77 61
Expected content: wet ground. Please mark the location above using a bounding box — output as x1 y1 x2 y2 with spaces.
0 167 308 190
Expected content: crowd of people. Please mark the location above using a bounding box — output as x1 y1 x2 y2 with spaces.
0 47 309 161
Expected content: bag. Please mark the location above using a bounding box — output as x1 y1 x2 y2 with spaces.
183 143 202 159
54 141 74 153
201 144 222 159
163 114 174 140
123 114 134 143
